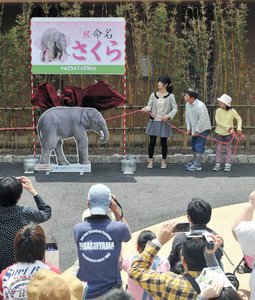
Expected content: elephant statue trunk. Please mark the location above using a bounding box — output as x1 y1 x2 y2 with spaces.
63 48 69 56
99 129 109 144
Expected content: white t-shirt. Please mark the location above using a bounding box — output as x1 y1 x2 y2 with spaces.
236 221 255 298
0 261 61 299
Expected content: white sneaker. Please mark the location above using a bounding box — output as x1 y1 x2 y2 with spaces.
213 163 221 171
224 163 231 172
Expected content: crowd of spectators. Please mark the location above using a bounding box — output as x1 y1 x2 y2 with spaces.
0 176 252 300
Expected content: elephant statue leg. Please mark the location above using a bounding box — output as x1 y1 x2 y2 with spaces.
56 50 62 60
40 147 53 164
54 140 69 165
48 48 56 62
75 134 90 164
41 48 46 62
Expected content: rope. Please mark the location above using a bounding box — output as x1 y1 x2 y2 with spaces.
105 109 245 156
0 127 34 131
0 109 244 156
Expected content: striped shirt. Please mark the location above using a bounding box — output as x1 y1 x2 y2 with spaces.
185 99 211 135
129 241 201 300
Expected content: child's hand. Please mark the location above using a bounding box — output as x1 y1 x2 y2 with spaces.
193 131 199 137
162 115 169 122
200 282 224 299
228 127 234 134
186 130 191 135
237 130 242 136
157 221 177 245
141 107 148 112
204 234 223 254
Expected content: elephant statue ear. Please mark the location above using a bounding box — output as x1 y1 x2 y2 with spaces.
54 32 62 43
81 109 93 128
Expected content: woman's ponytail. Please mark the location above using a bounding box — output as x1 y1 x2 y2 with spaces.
167 84 173 94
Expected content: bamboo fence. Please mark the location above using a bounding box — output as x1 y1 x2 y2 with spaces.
0 104 254 152
0 0 255 153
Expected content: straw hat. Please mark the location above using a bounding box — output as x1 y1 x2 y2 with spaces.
27 270 83 300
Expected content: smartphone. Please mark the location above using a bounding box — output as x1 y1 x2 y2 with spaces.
173 222 190 233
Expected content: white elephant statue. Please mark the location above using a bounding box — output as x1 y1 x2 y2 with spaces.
37 107 109 165
41 27 69 62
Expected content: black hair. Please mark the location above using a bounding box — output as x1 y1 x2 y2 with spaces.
181 237 206 271
15 223 46 263
211 287 242 300
171 261 185 275
226 106 232 111
102 288 134 300
137 230 156 252
0 176 23 207
187 198 212 225
158 75 174 93
185 88 198 99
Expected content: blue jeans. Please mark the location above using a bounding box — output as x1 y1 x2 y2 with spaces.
191 130 208 154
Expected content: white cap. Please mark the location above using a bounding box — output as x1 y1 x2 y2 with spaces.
217 94 232 107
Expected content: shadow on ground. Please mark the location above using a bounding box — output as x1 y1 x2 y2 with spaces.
1 163 254 183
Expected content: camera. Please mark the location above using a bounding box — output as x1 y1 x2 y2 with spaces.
203 234 214 250
173 222 190 233
187 233 214 250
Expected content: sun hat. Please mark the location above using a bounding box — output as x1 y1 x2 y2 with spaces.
217 94 232 107
88 184 112 215
27 269 83 300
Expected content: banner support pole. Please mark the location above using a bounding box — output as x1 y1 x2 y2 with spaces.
123 24 127 159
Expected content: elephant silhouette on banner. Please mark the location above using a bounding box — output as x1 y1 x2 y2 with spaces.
37 107 109 165
40 27 69 62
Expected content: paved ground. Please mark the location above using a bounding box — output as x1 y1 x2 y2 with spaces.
1 162 254 297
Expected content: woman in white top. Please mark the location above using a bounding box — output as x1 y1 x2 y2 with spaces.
142 75 178 169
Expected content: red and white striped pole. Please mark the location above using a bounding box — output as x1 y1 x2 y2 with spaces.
123 24 127 159
30 22 36 159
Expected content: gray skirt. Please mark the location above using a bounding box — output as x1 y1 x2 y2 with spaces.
145 120 173 138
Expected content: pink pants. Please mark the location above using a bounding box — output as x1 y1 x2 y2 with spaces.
216 142 232 164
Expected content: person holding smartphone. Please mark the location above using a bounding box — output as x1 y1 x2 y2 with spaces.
168 198 223 274
0 176 51 273
129 222 223 300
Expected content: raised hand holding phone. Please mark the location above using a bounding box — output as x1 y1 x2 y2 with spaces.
20 176 37 196
173 222 191 233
